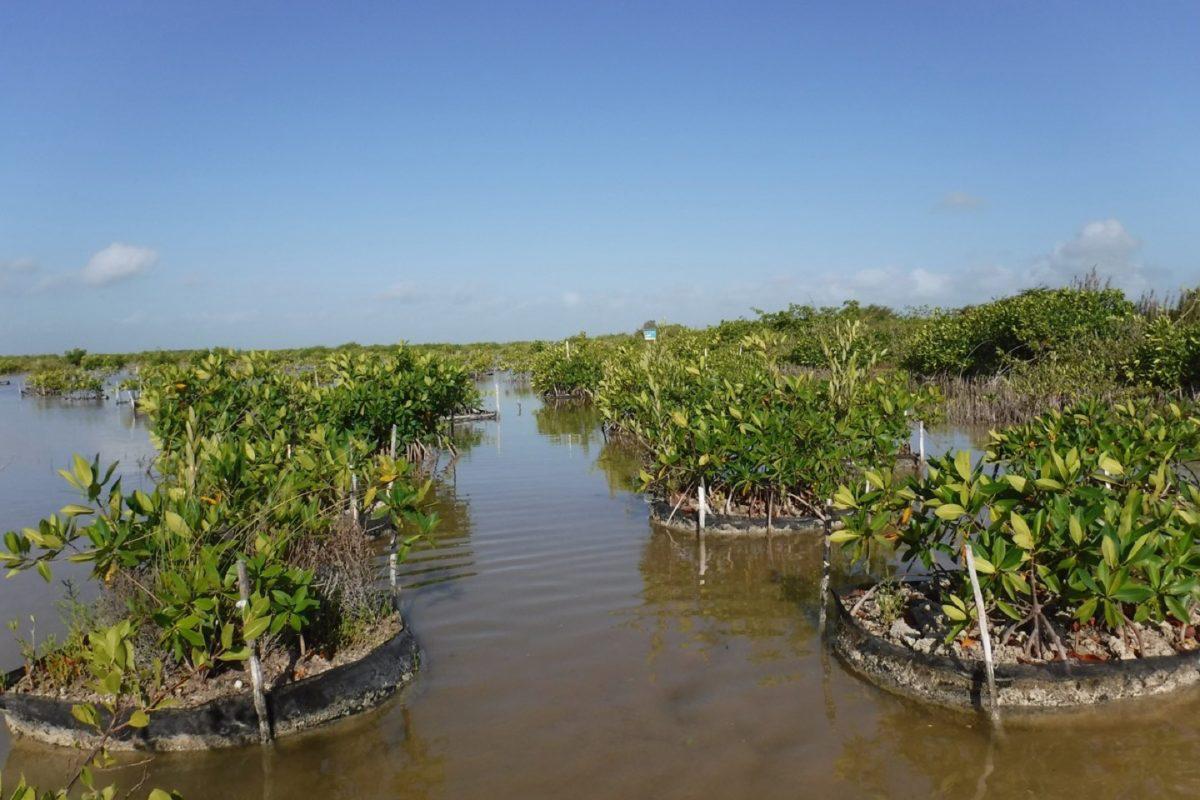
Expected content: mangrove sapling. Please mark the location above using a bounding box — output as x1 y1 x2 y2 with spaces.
530 337 606 399
600 323 932 526
1 350 446 709
833 398 1200 662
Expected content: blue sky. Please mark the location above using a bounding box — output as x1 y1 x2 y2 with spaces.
1 1 1198 353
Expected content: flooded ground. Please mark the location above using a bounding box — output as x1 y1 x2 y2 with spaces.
2 380 1199 798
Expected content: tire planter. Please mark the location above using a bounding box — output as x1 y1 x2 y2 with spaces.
829 589 1200 710
0 626 419 751
648 499 828 536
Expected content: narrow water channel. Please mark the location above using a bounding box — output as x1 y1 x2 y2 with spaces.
2 380 1199 798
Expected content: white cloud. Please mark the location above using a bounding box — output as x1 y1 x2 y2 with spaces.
81 243 158 286
561 290 581 307
938 191 985 211
1028 218 1145 290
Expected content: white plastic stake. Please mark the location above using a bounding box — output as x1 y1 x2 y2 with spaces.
918 419 926 463
390 424 397 459
698 478 707 531
964 542 999 718
237 559 272 743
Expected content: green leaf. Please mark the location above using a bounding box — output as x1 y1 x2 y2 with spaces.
942 603 967 622
1003 474 1027 493
72 454 94 488
127 709 150 728
71 703 99 727
1068 514 1084 545
60 503 95 518
163 511 191 538
934 503 966 520
1010 513 1034 550
1075 596 1099 622
1101 534 1119 568
1098 453 1125 476
243 615 271 641
954 450 972 481
970 553 996 574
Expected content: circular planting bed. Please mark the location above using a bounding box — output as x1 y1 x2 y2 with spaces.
0 626 419 751
648 499 829 536
830 585 1200 710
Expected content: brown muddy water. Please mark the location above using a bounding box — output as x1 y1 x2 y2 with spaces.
2 379 1199 799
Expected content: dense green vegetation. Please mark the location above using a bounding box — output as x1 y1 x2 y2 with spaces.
530 337 607 398
0 347 478 780
834 398 1200 655
597 324 936 519
23 367 104 399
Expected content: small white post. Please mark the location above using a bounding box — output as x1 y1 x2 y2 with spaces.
388 528 399 610
237 559 272 743
350 474 359 526
390 424 397 459
918 419 926 464
494 378 500 418
963 542 999 719
565 340 571 359
698 478 707 531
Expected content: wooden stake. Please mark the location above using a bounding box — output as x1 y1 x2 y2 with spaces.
964 543 1000 719
237 559 272 743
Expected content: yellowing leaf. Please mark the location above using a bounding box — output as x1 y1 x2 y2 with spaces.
935 503 966 520
954 450 972 481
1010 513 1034 550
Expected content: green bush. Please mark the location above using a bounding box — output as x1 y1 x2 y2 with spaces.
598 324 935 517
530 338 606 397
903 288 1135 376
1122 316 1200 390
834 398 1200 657
25 367 104 398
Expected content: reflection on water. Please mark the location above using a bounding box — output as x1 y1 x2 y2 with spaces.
3 382 1200 799
634 528 821 668
533 399 603 450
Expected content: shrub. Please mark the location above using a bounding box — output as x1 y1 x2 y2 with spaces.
530 338 605 398
833 398 1200 657
598 323 935 517
903 288 1135 376
1121 316 1200 390
24 367 104 398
